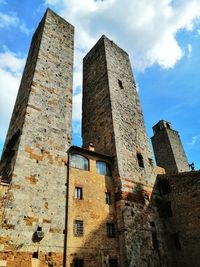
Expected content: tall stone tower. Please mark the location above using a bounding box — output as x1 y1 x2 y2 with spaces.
82 36 159 267
151 120 189 174
0 9 74 265
82 35 154 184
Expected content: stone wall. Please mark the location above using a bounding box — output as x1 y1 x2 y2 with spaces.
82 36 162 267
0 8 74 266
156 171 200 267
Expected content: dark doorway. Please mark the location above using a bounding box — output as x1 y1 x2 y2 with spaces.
109 259 118 267
74 259 84 267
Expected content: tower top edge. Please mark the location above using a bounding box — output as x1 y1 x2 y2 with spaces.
44 8 74 29
83 34 128 61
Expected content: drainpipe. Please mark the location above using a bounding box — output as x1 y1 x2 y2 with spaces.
63 147 71 267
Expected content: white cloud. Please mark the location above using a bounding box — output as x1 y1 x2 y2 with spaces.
44 0 200 136
0 12 18 28
188 135 200 145
45 0 200 70
0 11 30 35
0 50 25 143
72 92 82 121
0 50 25 74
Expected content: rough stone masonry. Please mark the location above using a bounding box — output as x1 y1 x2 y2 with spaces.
0 8 74 266
0 7 200 267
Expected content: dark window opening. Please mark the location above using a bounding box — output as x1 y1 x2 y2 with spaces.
109 259 118 267
37 226 42 231
74 220 83 236
75 187 83 200
137 153 144 168
118 79 123 89
158 179 171 195
171 233 181 251
105 192 112 205
74 259 84 267
150 221 155 227
32 251 38 258
107 223 115 238
156 199 173 218
152 232 159 250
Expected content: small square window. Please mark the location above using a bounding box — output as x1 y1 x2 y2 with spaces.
74 259 84 267
105 192 112 205
75 187 83 200
74 220 83 236
107 223 115 238
109 259 118 267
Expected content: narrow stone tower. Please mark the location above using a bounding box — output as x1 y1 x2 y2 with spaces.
82 36 159 267
82 35 154 184
0 9 74 265
151 120 189 174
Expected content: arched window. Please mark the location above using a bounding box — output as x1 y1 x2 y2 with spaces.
70 154 89 171
96 161 111 176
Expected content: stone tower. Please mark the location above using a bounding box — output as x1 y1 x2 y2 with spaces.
151 120 189 174
82 36 159 267
0 9 74 265
82 35 154 184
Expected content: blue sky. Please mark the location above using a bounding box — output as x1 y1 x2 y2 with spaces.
0 0 200 170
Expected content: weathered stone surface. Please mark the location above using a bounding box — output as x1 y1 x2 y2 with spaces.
156 171 200 267
0 8 74 265
0 8 199 267
83 36 155 185
82 36 160 267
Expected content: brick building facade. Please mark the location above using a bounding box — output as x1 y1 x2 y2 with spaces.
0 8 199 267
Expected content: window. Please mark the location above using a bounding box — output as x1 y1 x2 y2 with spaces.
118 79 123 89
74 220 83 236
74 259 84 267
96 161 111 176
137 153 144 168
71 154 89 171
150 221 155 228
109 259 118 267
171 233 181 251
75 187 83 200
156 199 173 218
152 232 159 250
150 221 159 250
158 179 171 195
105 192 111 205
107 223 115 238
